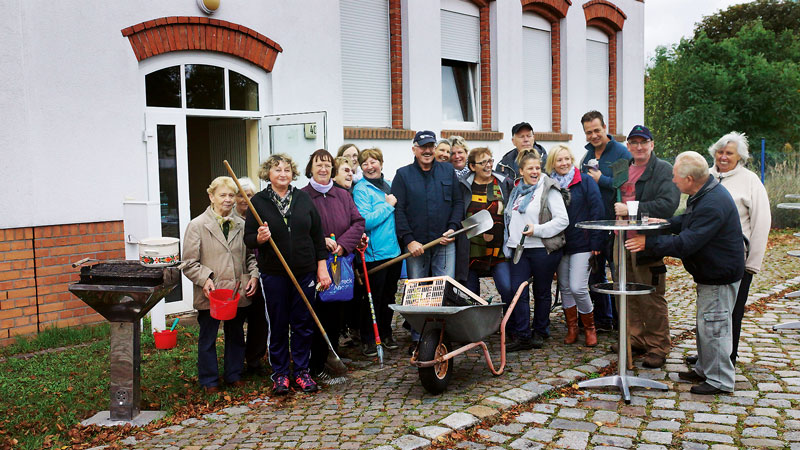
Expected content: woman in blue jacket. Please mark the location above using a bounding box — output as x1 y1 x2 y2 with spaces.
546 144 604 346
352 148 402 355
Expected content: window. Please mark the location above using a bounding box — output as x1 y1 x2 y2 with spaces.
441 4 480 125
586 27 609 122
340 0 391 127
145 64 259 111
522 14 552 131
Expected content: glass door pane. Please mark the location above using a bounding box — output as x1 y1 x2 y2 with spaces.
157 124 182 303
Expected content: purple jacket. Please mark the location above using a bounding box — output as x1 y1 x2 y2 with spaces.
301 185 365 254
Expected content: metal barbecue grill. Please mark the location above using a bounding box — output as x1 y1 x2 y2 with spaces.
68 260 180 425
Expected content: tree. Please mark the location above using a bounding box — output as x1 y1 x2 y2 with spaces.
694 0 800 42
645 19 800 163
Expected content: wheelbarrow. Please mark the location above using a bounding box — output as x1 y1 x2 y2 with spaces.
389 279 528 394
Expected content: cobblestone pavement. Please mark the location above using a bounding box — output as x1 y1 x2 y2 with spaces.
127 234 800 449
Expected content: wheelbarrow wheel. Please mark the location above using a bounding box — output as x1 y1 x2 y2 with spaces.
418 328 453 394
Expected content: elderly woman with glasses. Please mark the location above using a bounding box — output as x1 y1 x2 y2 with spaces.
455 148 515 308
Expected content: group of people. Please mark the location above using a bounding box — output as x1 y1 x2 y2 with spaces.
178 108 771 398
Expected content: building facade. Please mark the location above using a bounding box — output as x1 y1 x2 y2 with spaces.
0 0 644 345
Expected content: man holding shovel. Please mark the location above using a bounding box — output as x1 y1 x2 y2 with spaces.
392 130 465 349
612 125 680 369
579 111 631 332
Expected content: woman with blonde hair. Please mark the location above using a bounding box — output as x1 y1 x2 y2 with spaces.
449 135 470 179
244 153 331 395
545 144 604 346
182 176 260 392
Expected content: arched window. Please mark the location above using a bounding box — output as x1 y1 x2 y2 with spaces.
145 64 259 111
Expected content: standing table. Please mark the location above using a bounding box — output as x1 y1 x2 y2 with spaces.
576 219 671 403
773 202 800 329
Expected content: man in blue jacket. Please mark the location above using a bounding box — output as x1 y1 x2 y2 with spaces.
393 130 464 280
580 110 632 332
625 151 744 395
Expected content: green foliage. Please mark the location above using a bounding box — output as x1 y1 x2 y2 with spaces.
694 0 800 42
646 20 800 162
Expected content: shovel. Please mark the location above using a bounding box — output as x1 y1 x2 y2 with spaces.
329 234 341 285
610 158 630 203
367 209 494 275
513 225 530 264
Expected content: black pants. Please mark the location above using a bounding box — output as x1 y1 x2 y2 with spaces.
309 299 344 375
244 287 268 369
731 271 753 363
361 260 402 343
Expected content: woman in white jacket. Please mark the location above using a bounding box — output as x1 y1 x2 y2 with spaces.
504 149 569 351
691 132 770 365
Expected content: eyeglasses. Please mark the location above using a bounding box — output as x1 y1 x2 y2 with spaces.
474 159 494 167
628 140 651 148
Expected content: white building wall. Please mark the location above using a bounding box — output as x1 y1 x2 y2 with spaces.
0 0 645 230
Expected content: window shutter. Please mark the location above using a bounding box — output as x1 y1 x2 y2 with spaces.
522 26 552 131
340 0 391 127
441 10 480 63
586 38 609 122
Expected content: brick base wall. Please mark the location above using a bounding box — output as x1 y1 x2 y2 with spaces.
0 221 125 347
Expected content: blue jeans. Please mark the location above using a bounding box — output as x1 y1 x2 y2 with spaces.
509 247 562 339
197 308 246 387
406 243 456 340
466 261 513 311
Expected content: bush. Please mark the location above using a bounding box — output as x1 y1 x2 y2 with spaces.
765 156 800 228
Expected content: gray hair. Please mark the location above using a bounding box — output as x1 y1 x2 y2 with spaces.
708 131 750 165
675 151 709 179
238 177 257 195
435 139 451 149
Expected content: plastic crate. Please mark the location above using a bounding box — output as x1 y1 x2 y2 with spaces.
401 276 486 307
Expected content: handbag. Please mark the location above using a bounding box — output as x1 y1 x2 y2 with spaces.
319 253 355 302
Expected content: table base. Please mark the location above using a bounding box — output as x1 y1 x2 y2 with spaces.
773 322 800 330
578 375 668 403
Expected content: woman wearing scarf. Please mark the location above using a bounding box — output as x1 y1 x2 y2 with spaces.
301 150 365 378
456 147 514 311
181 176 260 392
504 149 569 351
243 154 331 395
545 144 604 347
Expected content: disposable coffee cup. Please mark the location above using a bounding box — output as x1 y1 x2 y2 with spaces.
627 201 639 223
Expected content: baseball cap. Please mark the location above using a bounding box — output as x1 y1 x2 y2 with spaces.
413 130 437 146
627 125 653 141
511 122 533 135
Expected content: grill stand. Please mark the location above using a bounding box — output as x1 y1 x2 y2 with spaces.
110 322 141 421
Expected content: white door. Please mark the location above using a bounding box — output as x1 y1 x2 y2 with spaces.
145 112 194 314
260 111 327 187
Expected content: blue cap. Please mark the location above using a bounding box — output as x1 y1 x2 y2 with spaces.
627 125 653 141
413 130 436 146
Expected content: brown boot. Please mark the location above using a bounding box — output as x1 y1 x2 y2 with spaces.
564 306 579 344
580 311 597 347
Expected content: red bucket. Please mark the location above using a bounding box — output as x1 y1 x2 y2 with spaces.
153 329 177 349
209 289 240 320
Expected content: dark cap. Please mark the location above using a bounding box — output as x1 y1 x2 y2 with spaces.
627 125 653 141
413 130 437 146
511 122 533 135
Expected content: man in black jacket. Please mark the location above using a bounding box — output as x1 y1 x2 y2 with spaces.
611 125 680 369
495 122 546 182
625 151 744 395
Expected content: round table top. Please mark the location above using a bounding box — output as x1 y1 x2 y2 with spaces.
777 203 800 210
786 194 800 200
576 219 671 231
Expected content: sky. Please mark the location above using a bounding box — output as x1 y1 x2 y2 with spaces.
644 0 756 62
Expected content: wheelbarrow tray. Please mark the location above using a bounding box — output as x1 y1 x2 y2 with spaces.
390 303 503 343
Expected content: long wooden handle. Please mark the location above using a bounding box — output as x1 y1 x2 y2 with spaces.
223 161 331 346
366 237 444 275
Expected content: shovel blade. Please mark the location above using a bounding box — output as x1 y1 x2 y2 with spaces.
461 209 494 239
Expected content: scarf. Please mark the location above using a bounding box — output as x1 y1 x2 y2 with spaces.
550 167 576 189
267 184 293 222
211 208 235 239
366 174 392 195
455 166 471 180
309 178 333 194
503 180 539 255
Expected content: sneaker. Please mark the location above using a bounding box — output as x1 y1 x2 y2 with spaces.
362 342 378 357
678 370 706 383
641 352 666 368
271 374 290 395
531 333 545 349
382 335 400 350
293 370 319 393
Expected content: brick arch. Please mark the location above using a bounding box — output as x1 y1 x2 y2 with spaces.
521 0 572 134
120 17 283 72
583 0 626 34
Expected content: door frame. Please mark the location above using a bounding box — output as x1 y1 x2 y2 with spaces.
259 111 328 186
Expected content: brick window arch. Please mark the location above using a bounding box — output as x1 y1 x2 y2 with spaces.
120 17 283 72
521 0 571 134
583 0 625 133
